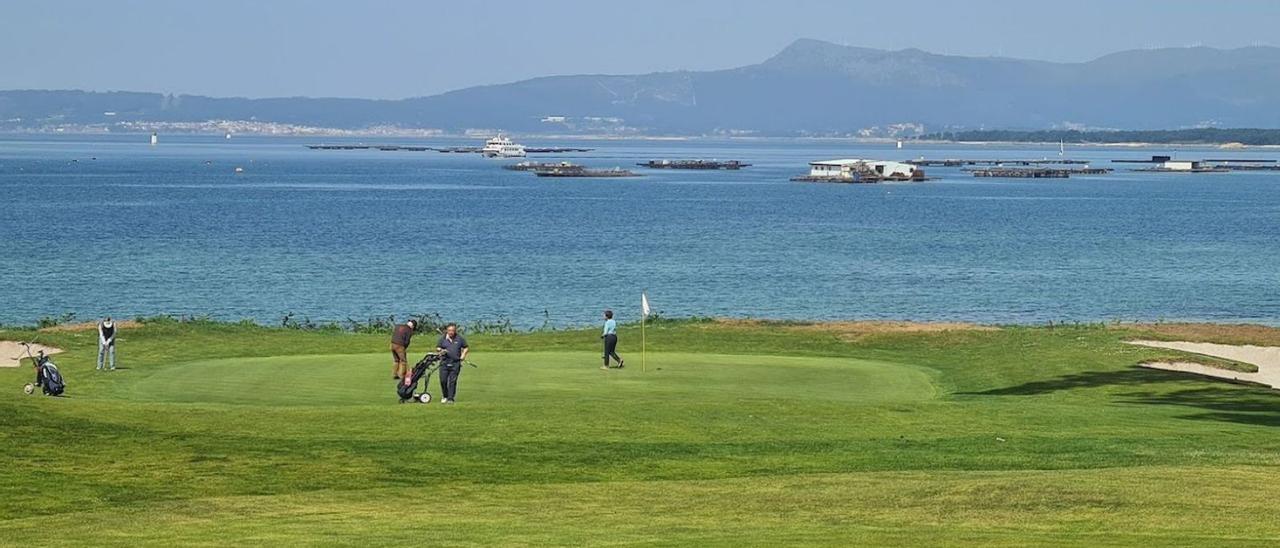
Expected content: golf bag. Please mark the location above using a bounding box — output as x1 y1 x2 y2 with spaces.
35 356 64 396
397 352 443 404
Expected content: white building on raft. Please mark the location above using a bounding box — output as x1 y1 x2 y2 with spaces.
1125 155 1226 172
807 159 923 180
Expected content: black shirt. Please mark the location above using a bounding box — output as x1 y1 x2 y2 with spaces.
437 334 468 363
100 322 116 345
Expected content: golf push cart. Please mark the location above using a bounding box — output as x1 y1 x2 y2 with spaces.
396 350 476 404
20 342 64 397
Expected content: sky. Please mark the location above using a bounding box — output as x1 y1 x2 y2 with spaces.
3 0 1280 99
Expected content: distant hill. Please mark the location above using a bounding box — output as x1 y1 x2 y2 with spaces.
5 40 1280 135
920 128 1280 146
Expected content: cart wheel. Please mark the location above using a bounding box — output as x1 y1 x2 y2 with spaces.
23 384 35 395
418 392 433 404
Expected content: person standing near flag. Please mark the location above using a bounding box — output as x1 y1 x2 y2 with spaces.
601 310 624 370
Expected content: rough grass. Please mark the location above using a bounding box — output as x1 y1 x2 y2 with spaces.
3 321 1280 546
1121 322 1280 347
37 319 143 333
1134 351 1259 373
711 319 999 343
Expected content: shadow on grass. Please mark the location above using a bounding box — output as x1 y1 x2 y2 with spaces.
964 367 1280 427
961 368 1194 396
1120 387 1280 427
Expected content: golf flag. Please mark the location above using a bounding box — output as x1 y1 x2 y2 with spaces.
641 291 650 372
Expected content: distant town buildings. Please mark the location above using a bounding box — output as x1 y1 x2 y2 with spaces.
4 119 446 137
0 113 928 140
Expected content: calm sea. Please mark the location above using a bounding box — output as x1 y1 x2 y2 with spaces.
2 134 1277 327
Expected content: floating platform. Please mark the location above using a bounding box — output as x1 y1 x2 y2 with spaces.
1216 164 1280 171
525 147 594 153
504 161 579 171
967 167 1112 178
638 160 751 170
306 144 372 150
437 146 592 154
533 166 639 178
307 144 440 152
1113 156 1234 173
1205 160 1280 171
1132 167 1230 173
909 158 1090 167
307 145 593 154
375 145 433 152
790 174 929 183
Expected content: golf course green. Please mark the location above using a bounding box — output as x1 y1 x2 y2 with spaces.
3 318 1280 546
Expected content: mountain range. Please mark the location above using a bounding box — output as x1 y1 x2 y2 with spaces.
5 39 1280 135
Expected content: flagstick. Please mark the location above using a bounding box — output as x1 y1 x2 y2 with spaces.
641 289 648 373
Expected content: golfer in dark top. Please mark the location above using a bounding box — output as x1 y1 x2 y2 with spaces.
390 319 417 380
601 310 624 370
97 317 117 371
436 323 469 404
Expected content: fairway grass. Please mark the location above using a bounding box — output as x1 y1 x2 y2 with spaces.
115 352 934 406
3 320 1280 546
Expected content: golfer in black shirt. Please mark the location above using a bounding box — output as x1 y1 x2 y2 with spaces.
436 323 469 404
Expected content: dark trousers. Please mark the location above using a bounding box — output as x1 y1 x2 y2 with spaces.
439 363 461 400
603 334 621 364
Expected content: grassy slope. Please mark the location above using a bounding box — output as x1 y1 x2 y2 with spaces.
2 320 1280 546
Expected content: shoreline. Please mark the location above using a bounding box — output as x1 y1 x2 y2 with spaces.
4 129 1278 148
906 139 1280 149
3 315 1277 333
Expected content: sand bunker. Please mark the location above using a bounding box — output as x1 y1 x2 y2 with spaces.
1128 340 1280 389
1 341 64 368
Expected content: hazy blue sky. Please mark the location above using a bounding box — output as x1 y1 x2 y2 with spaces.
3 0 1279 99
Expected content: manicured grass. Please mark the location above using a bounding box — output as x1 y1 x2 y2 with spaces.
114 352 933 407
2 320 1280 546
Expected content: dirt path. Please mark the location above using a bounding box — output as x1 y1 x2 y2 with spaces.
1127 340 1280 389
1 341 64 368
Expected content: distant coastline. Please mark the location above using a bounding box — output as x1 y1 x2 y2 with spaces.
916 129 1280 147
911 139 1280 150
7 125 1280 149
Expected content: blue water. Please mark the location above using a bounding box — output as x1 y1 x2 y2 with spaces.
2 134 1278 327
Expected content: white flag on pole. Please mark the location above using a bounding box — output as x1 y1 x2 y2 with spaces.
641 292 651 318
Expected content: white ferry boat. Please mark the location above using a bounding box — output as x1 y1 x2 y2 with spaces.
481 135 527 158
